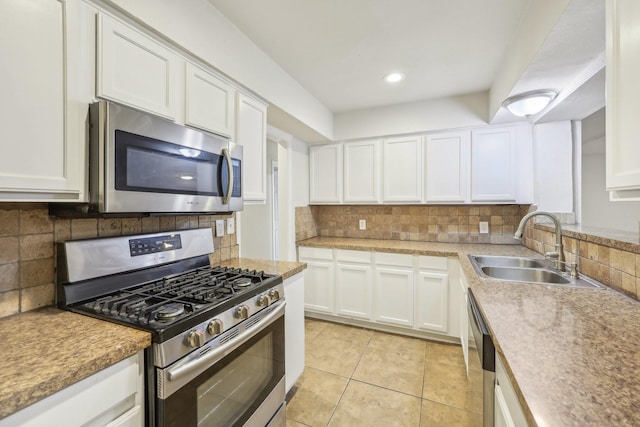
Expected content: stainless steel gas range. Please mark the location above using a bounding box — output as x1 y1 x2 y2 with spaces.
57 229 286 427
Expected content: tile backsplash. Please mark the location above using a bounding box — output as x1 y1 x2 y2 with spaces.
297 204 531 244
0 203 238 319
523 223 640 301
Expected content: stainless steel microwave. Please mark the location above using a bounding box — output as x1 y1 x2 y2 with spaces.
88 101 242 214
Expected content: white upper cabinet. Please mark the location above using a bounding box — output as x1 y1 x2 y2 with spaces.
424 132 471 203
343 139 381 203
236 93 267 202
185 63 235 138
606 0 640 200
96 13 179 120
310 144 343 203
471 127 517 202
382 136 423 203
0 0 83 201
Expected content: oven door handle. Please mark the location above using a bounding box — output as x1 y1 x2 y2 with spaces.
167 301 285 382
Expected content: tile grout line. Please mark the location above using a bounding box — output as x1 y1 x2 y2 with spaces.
323 333 373 426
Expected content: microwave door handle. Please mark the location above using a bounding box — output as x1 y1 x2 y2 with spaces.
222 148 233 205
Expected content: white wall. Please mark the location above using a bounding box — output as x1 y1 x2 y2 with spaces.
532 121 574 215
240 140 278 260
290 138 310 207
106 0 333 140
333 92 489 141
581 108 640 232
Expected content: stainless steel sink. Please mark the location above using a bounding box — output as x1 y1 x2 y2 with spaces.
480 266 570 284
468 255 605 289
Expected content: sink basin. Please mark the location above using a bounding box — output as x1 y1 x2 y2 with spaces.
479 266 570 284
468 255 605 289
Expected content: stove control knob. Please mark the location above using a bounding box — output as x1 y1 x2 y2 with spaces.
268 289 281 301
186 330 205 348
257 294 272 307
235 305 250 319
207 319 224 335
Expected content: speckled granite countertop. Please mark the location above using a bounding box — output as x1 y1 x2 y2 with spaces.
0 258 303 421
298 237 640 426
218 258 307 279
0 308 151 420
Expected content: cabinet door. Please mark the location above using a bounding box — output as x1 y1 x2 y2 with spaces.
284 274 305 392
309 144 343 203
383 136 423 203
415 270 448 333
374 267 414 327
459 270 470 374
606 0 640 197
344 140 381 203
0 0 81 200
302 261 335 314
97 13 179 119
0 353 143 427
424 132 470 203
471 127 517 202
336 263 372 320
185 63 235 137
236 93 268 202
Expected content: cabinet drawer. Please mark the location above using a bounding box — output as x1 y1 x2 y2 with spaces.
299 247 334 261
336 249 371 264
417 255 448 270
375 252 413 267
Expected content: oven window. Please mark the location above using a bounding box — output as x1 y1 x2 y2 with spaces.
115 130 222 196
159 317 285 427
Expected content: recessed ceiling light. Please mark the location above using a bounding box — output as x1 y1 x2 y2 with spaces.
384 72 405 83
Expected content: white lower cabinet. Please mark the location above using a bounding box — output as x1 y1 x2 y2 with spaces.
0 352 144 427
299 247 460 339
374 266 414 327
495 354 528 427
415 256 449 334
459 265 470 374
335 250 372 320
299 247 335 314
284 273 305 393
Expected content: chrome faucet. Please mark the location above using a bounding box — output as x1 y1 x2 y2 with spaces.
514 211 566 271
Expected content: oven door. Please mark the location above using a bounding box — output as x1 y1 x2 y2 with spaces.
156 302 285 427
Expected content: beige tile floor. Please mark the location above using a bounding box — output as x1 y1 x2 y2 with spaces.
286 318 483 427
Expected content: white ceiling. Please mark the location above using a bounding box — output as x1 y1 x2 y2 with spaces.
209 0 530 113
209 0 605 139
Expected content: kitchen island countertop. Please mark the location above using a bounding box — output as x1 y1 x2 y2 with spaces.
298 236 640 427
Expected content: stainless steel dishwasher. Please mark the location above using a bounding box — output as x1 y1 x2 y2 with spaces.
468 288 496 427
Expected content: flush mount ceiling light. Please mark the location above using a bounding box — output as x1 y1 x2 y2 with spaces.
502 89 557 117
384 72 405 83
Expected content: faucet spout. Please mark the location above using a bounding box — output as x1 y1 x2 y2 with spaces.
514 211 565 270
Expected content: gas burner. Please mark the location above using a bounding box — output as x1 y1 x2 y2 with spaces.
233 278 253 288
156 303 186 319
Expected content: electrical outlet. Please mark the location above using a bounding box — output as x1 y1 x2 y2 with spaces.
359 219 366 230
226 218 235 234
479 221 489 234
215 220 225 237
